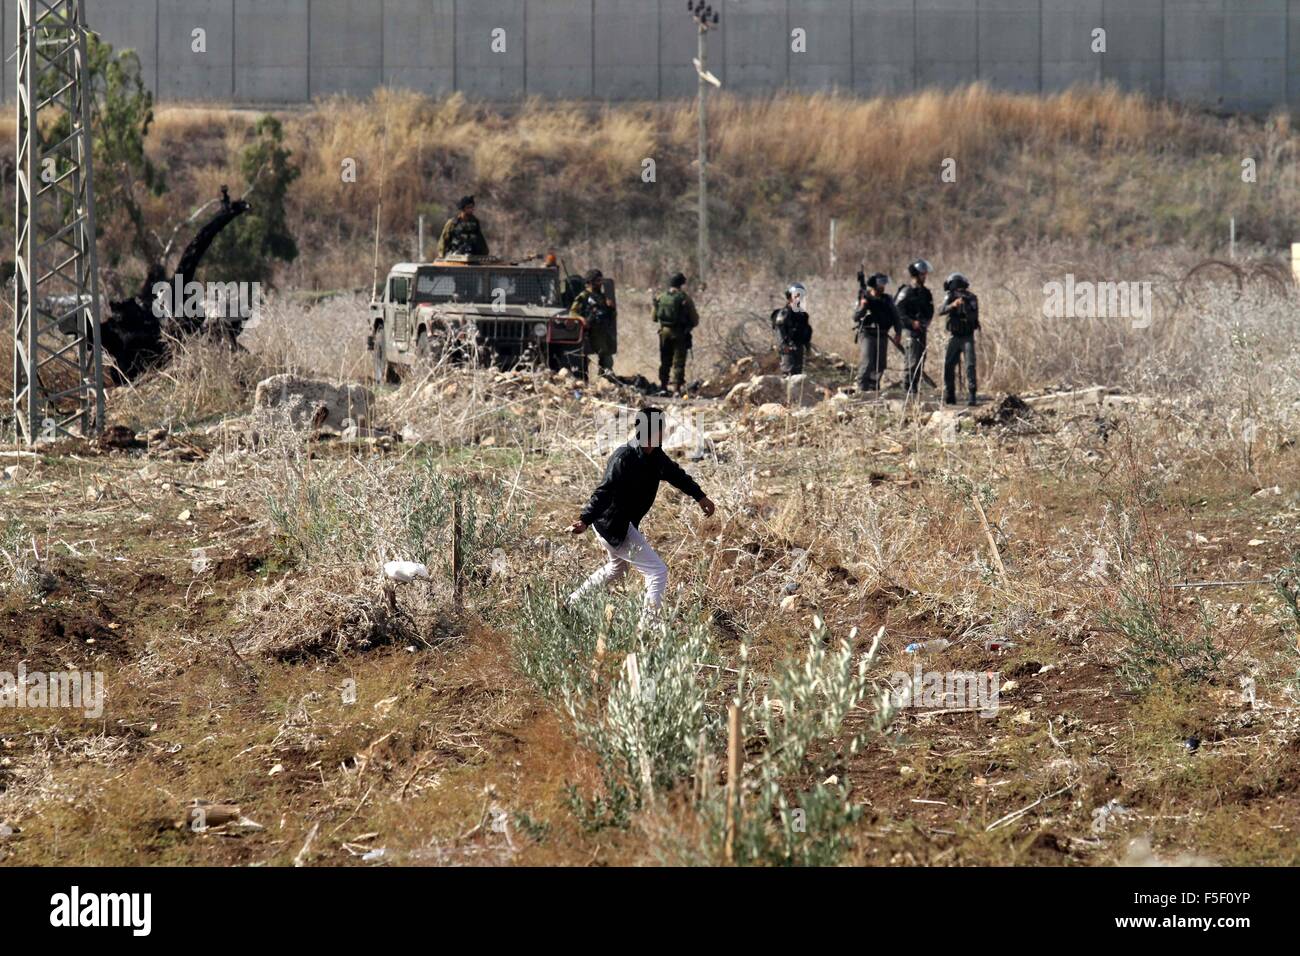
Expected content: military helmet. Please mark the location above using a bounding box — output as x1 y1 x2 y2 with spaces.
585 268 604 284
458 195 475 210
943 272 969 292
865 273 890 291
669 272 687 288
786 282 807 299
908 259 932 278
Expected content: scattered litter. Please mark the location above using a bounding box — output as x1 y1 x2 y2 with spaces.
905 639 950 654
1122 836 1216 867
1090 799 1131 834
180 802 264 832
384 561 430 583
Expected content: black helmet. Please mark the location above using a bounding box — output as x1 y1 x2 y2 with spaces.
457 195 475 210
908 259 932 278
943 272 969 292
585 268 603 284
865 272 890 291
669 272 687 288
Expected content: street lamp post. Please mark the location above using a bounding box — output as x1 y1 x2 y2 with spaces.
688 1 720 286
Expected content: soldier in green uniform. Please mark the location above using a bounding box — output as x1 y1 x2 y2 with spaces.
570 268 618 377
653 272 699 394
437 196 489 257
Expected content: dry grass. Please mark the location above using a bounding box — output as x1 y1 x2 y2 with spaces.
5 84 1296 296
3 89 1300 867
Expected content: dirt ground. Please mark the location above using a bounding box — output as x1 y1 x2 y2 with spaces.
2 351 1297 866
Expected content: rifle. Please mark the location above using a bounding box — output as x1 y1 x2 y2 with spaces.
890 333 938 389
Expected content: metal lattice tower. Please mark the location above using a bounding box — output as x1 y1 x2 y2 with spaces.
12 0 104 444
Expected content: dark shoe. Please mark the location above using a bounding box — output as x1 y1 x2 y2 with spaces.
943 392 956 405
967 392 978 407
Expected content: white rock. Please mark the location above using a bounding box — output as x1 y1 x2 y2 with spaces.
254 374 375 435
785 374 828 407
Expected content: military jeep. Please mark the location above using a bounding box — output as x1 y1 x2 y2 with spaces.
367 254 615 383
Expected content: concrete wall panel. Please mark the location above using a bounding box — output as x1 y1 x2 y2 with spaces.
1223 0 1286 109
788 0 853 91
1289 0 1300 108
852 0 915 94
92 0 160 93
455 0 524 98
979 0 1040 93
526 0 592 97
310 0 383 97
916 0 977 89
1041 0 1103 92
1165 0 1223 103
593 0 658 100
3 1 12 103
1100 0 1164 96
233 0 308 102
726 0 787 93
383 0 455 95
159 0 233 100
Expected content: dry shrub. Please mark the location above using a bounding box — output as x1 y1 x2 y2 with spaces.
11 83 1292 295
233 567 426 661
105 333 273 431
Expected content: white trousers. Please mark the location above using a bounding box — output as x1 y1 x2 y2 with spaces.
568 523 669 613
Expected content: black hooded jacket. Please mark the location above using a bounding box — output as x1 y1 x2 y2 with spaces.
580 443 706 547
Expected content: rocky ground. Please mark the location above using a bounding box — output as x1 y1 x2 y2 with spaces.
2 347 1298 866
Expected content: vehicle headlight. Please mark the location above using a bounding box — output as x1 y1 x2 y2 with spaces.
533 323 548 338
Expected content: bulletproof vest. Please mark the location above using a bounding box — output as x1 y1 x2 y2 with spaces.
776 307 811 347
656 290 688 327
581 289 613 324
448 216 482 254
857 295 895 332
896 284 934 327
945 292 980 336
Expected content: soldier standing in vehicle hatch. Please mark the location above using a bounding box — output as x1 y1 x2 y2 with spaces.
438 196 489 257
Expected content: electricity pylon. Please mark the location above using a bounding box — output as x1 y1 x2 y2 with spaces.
12 0 105 444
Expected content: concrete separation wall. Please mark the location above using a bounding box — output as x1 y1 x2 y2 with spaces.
11 0 1299 111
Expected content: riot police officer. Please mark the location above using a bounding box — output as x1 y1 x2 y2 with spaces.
939 272 980 406
772 283 813 376
853 272 901 392
895 259 934 397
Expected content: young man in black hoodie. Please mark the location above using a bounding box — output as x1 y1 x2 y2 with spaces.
567 407 716 620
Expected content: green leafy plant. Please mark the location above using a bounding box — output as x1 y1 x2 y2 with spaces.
698 620 896 866
203 116 300 287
